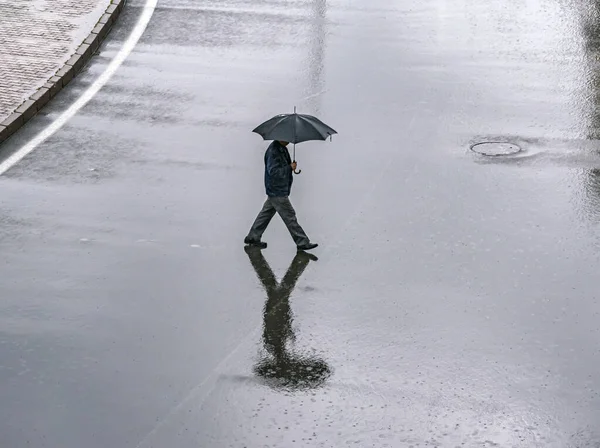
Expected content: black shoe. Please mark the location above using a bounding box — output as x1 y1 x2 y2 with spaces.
297 242 318 251
244 237 267 249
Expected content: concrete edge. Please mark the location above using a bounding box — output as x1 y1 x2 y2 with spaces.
0 0 127 145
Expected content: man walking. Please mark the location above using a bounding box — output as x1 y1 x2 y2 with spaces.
244 140 318 251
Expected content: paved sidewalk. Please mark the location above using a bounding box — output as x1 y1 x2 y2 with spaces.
0 0 111 124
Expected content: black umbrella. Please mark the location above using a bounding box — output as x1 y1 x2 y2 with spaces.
252 107 337 174
254 354 332 391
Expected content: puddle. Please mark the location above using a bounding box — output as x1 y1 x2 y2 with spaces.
470 141 522 156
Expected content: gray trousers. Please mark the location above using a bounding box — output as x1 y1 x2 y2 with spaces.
247 197 310 246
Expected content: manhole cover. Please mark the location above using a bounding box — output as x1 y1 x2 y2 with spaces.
470 142 522 156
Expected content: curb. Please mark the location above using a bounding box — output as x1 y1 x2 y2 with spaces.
0 0 127 145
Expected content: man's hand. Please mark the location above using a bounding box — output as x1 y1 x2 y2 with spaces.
291 162 297 171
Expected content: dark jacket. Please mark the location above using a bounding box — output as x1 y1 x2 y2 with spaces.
264 141 293 197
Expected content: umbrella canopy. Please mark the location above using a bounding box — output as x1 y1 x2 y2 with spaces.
254 354 332 391
252 110 337 144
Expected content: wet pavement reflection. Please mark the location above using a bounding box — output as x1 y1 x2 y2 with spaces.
302 0 327 115
3 0 600 446
580 0 600 225
245 247 331 391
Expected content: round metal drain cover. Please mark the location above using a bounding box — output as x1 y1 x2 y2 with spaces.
470 142 521 156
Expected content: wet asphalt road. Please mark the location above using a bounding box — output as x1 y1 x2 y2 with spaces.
2 0 600 446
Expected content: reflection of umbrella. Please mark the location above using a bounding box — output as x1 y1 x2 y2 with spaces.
244 246 332 392
254 354 331 391
252 107 337 174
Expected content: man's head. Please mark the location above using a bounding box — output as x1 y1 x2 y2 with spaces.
278 141 289 147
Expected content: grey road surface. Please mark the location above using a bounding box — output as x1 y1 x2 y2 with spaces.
2 0 600 446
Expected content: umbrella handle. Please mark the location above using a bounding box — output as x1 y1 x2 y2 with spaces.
292 159 301 175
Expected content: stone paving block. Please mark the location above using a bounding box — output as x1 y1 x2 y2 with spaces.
56 65 75 85
84 34 101 53
15 100 37 121
1 113 24 134
76 43 93 60
98 13 113 26
92 24 109 40
0 125 8 143
67 53 85 72
112 0 125 12
31 88 51 110
44 81 62 99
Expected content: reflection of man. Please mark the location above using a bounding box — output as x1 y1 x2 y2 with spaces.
244 247 330 390
244 140 318 251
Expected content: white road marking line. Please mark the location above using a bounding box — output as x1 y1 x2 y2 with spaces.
0 0 159 176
